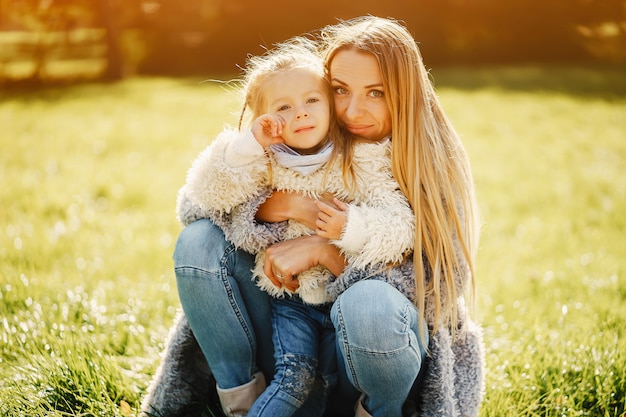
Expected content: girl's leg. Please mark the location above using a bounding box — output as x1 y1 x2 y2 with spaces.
330 280 428 417
174 218 274 388
322 352 360 417
250 298 331 417
297 304 338 417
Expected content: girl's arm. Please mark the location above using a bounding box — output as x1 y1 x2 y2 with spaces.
334 187 415 268
184 128 270 215
175 130 288 253
324 146 416 268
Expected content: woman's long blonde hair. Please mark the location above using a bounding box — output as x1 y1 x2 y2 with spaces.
320 16 481 336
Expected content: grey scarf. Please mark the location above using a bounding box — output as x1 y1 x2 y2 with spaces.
269 141 333 175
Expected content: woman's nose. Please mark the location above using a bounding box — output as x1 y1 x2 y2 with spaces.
345 96 363 118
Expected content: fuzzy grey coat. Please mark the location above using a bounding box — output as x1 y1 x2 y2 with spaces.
181 129 415 305
141 195 485 416
141 132 485 416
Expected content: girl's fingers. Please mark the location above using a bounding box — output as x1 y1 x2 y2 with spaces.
333 198 349 211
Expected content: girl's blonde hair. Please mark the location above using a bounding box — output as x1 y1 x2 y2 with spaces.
320 16 481 337
236 37 344 184
237 37 333 131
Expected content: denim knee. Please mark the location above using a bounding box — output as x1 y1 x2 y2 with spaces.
277 354 317 406
174 218 230 270
330 279 428 369
330 280 416 347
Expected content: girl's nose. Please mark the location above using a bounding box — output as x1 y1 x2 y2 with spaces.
296 108 309 120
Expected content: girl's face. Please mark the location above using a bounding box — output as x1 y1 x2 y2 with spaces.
329 49 392 142
263 68 331 155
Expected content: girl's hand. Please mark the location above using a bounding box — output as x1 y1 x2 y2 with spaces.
315 198 349 240
251 114 285 147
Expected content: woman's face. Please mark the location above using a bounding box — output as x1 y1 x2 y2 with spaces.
329 49 392 142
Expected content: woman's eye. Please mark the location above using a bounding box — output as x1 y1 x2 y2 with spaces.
333 87 348 95
369 90 384 98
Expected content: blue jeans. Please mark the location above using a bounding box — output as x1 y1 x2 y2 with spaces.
174 219 349 417
175 219 426 417
249 298 337 417
331 280 429 417
174 218 275 388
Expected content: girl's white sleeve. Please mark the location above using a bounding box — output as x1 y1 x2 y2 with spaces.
184 128 269 214
332 172 415 269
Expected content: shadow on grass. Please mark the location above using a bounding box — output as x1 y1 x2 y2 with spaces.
430 64 626 99
0 76 212 103
2 65 625 101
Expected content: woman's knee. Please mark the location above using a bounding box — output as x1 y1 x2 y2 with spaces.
331 280 408 323
331 280 422 351
173 219 229 267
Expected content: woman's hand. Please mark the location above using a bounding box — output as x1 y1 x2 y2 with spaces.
255 190 320 229
263 234 347 290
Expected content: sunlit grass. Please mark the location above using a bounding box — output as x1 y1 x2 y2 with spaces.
1 68 625 416
0 77 240 416
437 68 626 416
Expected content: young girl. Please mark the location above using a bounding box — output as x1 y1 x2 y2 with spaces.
179 39 415 417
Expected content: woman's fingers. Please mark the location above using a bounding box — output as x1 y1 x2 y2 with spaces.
263 257 282 288
333 197 350 211
263 247 301 291
282 275 299 292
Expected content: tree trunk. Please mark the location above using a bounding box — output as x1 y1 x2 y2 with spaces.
96 0 124 80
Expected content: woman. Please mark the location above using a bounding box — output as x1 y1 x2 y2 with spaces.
141 16 484 417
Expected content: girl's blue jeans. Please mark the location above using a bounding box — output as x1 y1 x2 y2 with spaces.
249 297 337 417
174 219 427 417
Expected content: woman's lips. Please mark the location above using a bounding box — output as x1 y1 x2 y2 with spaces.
346 124 371 134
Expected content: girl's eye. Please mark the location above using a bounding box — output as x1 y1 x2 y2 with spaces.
277 104 290 111
307 97 320 104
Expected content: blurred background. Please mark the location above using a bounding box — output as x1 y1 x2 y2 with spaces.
1 0 625 84
2 1 625 415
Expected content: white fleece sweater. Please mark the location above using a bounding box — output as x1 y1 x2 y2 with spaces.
181 128 415 304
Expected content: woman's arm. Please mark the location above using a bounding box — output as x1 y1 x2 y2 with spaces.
255 190 326 230
211 189 335 255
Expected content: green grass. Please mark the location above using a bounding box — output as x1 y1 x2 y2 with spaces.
1 67 625 416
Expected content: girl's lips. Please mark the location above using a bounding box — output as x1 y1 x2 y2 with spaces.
295 126 315 133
